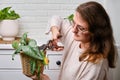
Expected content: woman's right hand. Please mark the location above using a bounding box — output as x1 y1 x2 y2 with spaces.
50 26 64 51
51 26 61 40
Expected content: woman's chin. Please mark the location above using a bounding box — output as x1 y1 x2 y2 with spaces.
74 36 80 41
74 39 80 41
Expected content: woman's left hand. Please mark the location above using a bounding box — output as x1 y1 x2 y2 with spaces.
30 73 50 80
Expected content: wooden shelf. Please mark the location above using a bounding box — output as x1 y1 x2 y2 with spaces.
0 37 21 44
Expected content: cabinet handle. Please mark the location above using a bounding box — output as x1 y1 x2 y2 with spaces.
56 60 61 65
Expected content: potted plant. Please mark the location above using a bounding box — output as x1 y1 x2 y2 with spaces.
12 32 49 80
0 6 20 41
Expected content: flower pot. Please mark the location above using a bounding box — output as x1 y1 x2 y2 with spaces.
0 20 19 41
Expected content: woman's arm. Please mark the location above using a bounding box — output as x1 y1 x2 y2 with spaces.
47 15 73 50
48 16 64 51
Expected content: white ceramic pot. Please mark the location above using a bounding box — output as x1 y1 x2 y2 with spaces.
0 20 19 41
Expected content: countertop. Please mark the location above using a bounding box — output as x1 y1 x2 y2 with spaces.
0 37 20 49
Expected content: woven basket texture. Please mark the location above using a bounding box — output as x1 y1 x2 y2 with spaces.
20 53 44 77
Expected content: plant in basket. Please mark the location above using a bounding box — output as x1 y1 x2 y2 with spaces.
12 32 49 80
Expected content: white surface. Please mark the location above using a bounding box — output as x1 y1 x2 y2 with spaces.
0 44 13 49
0 71 31 80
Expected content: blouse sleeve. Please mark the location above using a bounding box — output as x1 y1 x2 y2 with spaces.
50 15 63 30
46 15 73 44
45 15 63 35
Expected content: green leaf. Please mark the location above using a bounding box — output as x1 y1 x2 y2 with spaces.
67 14 74 21
28 39 37 47
0 6 20 20
37 65 41 79
64 14 74 22
20 39 26 45
32 47 43 59
40 50 45 57
21 45 43 60
12 41 19 49
30 60 36 74
12 46 22 60
20 32 28 45
22 32 28 39
1 7 11 13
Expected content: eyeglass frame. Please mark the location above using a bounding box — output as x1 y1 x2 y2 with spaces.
71 20 89 33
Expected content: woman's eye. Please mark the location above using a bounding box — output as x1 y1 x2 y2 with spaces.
81 28 85 31
77 26 86 32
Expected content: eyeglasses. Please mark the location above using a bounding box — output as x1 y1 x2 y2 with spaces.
71 21 89 33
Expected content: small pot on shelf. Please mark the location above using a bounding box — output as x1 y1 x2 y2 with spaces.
0 20 19 41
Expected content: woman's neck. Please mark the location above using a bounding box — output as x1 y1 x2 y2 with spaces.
79 42 90 50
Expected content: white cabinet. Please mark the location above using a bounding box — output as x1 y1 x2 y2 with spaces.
0 44 63 80
0 49 31 80
45 51 62 80
47 51 62 70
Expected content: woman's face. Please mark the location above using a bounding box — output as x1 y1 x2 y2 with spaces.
72 11 90 43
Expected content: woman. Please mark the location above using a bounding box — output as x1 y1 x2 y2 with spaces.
48 1 118 80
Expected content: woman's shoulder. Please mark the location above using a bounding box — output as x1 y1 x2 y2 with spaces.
82 58 108 68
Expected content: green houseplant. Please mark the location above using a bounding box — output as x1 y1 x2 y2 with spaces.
12 32 49 80
64 14 74 25
65 14 74 22
0 7 20 41
0 6 20 20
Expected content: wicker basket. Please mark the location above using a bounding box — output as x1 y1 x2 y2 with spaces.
20 53 44 77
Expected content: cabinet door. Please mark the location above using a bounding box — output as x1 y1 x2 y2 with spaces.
44 70 60 80
45 51 63 80
47 54 62 70
0 70 31 80
0 54 21 69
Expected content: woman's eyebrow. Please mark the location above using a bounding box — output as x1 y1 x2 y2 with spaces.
73 20 85 29
77 24 83 28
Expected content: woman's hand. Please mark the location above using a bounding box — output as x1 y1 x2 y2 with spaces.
51 26 61 40
40 74 50 80
30 73 50 80
50 26 64 51
50 39 64 51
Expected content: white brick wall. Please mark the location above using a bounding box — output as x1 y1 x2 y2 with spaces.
0 0 104 45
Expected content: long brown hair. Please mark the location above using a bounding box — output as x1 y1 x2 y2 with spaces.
76 1 118 68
